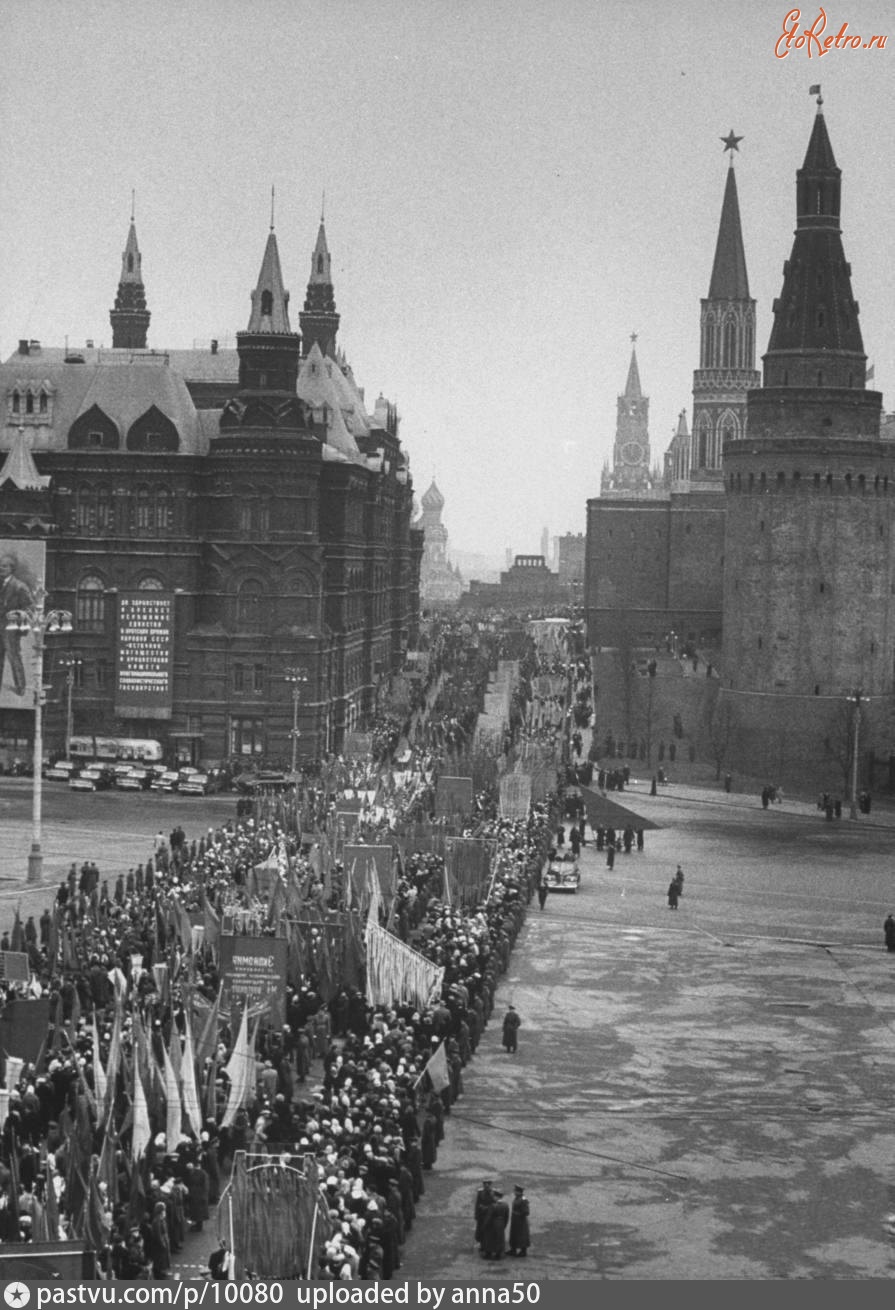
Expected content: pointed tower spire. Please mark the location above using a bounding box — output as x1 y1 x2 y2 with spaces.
763 103 866 389
246 230 292 333
691 134 760 478
231 227 302 400
708 163 750 299
300 218 340 358
624 340 642 399
110 214 150 349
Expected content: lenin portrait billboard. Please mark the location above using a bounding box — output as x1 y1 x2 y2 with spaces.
0 540 45 709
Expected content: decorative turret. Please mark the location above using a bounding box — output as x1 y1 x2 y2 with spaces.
300 217 340 359
691 132 760 477
221 224 305 432
110 214 150 349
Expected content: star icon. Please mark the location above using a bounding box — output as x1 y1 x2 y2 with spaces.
721 130 743 154
4 1284 30 1308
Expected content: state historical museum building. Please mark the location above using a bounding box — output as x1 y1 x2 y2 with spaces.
0 216 422 767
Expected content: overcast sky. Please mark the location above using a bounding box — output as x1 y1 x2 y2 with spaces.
2 0 892 562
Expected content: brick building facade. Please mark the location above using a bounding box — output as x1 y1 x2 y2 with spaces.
0 216 421 768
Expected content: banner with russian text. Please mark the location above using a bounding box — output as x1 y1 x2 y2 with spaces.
114 589 174 718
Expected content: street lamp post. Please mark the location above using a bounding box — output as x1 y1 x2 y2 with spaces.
849 689 863 820
59 656 83 760
284 666 308 775
6 587 73 883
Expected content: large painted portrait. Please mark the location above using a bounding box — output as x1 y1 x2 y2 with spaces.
0 541 45 708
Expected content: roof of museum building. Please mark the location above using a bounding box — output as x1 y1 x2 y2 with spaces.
2 339 391 467
0 352 205 456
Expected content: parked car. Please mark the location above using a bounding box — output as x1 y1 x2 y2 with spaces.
70 765 115 792
150 770 181 794
177 771 215 796
44 760 78 782
234 769 290 794
544 851 581 893
116 767 154 791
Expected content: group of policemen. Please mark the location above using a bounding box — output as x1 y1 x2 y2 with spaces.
474 1180 530 1260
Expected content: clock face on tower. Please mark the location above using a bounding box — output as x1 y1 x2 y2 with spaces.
621 441 644 466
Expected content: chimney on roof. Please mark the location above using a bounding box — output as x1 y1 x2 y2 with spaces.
211 339 218 355
18 340 29 356
86 339 94 348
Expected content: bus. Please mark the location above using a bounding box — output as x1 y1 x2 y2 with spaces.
68 736 164 765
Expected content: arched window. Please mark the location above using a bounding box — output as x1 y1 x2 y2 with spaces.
261 289 273 318
76 575 106 632
38 391 48 414
76 484 95 531
723 317 737 368
704 317 715 367
127 253 134 273
236 578 265 630
317 254 324 275
11 390 20 414
155 487 173 531
97 486 113 531
136 486 152 530
695 419 709 470
717 410 738 463
138 576 164 590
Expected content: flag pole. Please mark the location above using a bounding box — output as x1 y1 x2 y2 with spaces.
306 1197 319 1279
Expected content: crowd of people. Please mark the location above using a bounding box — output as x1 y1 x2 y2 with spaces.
0 614 579 1280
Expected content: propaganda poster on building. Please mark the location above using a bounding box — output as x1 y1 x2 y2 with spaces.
0 540 45 710
115 590 174 718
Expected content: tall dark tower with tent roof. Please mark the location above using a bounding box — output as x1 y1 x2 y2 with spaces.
720 96 890 781
299 217 340 359
690 132 761 485
109 216 150 349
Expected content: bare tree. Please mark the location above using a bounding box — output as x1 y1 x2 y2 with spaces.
705 696 738 780
822 699 866 794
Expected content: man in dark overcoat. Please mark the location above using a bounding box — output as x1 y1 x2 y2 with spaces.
508 1184 530 1256
474 1179 494 1249
481 1189 509 1260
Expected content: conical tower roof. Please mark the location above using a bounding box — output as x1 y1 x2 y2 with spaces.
120 221 143 284
110 215 150 348
246 231 292 333
421 479 444 511
624 347 642 399
309 221 332 287
709 164 750 299
764 106 865 383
